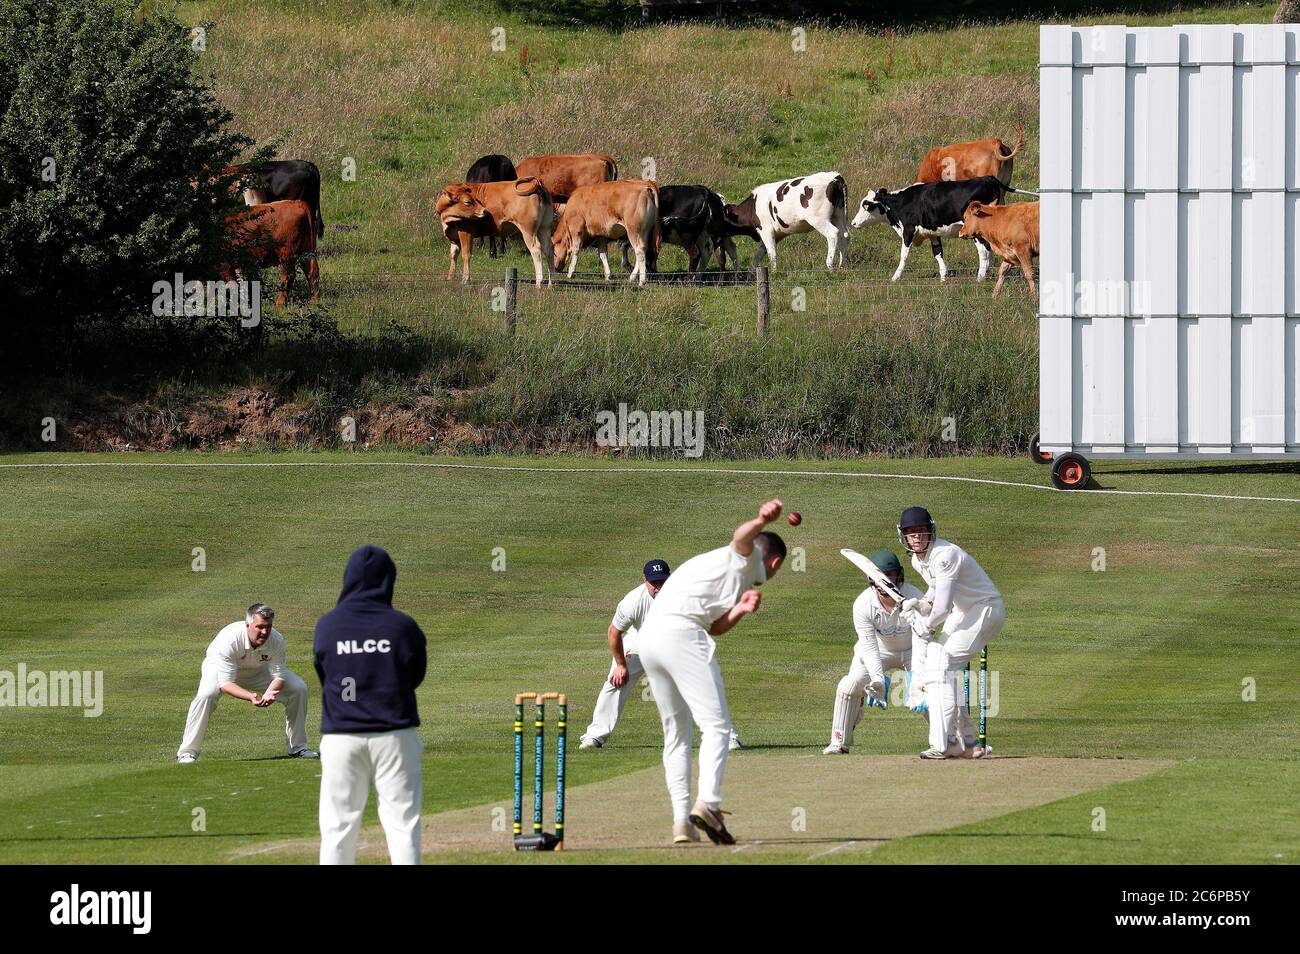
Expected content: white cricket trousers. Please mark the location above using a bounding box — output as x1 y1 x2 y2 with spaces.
177 663 309 758
638 626 732 821
319 728 423 865
582 652 645 744
922 600 1005 753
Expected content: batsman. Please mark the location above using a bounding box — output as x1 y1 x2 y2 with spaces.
897 506 1003 759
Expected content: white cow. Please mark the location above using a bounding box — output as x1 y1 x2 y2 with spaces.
720 172 849 270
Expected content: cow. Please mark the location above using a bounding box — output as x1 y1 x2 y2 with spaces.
959 200 1040 297
466 154 518 258
239 160 324 238
516 153 618 204
552 179 660 286
915 127 1023 186
704 189 742 271
619 185 718 274
720 172 849 270
435 178 555 286
851 176 1030 281
222 199 319 307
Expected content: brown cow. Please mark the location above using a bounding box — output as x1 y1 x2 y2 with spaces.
551 179 661 285
959 200 1039 297
515 153 618 203
435 177 555 286
916 127 1023 185
222 199 319 307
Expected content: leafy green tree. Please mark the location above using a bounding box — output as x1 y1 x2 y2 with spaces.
0 0 265 344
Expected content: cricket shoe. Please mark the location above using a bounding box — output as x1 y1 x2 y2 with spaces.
579 737 603 750
728 732 744 751
962 743 994 759
822 744 850 755
689 800 736 846
176 753 197 764
290 748 320 759
672 820 701 844
919 747 955 760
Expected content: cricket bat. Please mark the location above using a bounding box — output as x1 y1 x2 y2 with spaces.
840 548 907 604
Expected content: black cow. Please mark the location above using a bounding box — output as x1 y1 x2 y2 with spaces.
648 185 717 274
245 160 324 239
851 176 1029 281
619 185 729 276
466 154 518 257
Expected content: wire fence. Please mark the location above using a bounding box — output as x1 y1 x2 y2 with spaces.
316 263 1037 341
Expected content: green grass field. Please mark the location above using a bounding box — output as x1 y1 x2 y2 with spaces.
2 452 1296 863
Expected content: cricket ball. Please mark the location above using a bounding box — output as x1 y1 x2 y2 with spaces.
788 511 802 526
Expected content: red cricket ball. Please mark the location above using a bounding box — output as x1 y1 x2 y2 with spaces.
788 511 802 526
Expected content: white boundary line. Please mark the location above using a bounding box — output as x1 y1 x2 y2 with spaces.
0 459 1297 504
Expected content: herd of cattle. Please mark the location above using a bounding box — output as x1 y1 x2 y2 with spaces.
220 127 1041 303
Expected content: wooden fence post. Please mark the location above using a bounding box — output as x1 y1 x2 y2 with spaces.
505 267 518 335
756 265 769 336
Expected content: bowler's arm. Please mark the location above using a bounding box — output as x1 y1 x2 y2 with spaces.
731 498 783 556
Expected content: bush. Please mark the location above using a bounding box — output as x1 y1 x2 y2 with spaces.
0 0 264 346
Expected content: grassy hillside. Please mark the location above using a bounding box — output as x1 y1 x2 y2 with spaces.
7 2 1271 455
183 0 1258 276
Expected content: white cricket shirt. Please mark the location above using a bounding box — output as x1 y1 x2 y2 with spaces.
611 583 654 654
205 620 288 685
910 538 1002 612
642 544 766 633
852 582 926 654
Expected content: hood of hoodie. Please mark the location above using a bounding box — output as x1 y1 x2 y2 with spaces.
337 545 397 606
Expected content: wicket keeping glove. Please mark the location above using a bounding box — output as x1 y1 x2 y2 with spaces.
866 674 890 709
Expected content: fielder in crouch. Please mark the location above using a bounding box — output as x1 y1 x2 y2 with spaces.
823 550 928 754
897 506 1003 759
176 603 317 763
314 545 427 865
580 559 743 752
638 499 786 845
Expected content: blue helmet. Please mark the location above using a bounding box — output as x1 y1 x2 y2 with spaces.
897 506 935 550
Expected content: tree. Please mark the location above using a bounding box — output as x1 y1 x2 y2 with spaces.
0 0 264 345
1276 2 1300 23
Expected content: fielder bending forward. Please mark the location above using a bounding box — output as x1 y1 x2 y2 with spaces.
580 559 743 752
176 603 317 763
638 499 786 846
823 550 928 754
897 507 1003 759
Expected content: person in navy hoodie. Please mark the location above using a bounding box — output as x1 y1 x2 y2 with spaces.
314 545 427 865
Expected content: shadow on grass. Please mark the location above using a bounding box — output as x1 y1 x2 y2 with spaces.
1105 462 1300 479
0 830 307 843
469 0 1247 32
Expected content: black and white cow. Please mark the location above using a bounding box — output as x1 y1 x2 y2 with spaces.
242 159 324 239
466 154 518 257
852 176 1027 281
722 172 849 270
